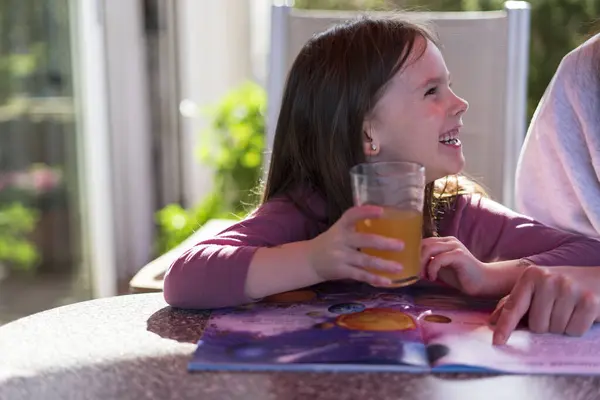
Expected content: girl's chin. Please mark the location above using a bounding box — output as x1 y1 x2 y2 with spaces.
425 167 464 183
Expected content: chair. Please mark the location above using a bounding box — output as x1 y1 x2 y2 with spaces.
266 1 531 208
129 218 236 293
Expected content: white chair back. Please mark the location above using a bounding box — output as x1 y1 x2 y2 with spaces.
266 1 531 207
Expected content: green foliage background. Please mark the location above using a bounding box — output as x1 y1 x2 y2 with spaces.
154 82 266 255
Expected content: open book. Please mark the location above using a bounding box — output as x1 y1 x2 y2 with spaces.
189 282 600 374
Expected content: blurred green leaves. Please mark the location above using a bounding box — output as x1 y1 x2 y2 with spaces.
0 203 40 272
154 82 266 256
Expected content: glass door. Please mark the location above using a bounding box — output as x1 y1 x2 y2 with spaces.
0 0 112 324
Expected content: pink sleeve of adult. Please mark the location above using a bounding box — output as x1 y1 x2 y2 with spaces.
440 195 600 265
163 198 323 309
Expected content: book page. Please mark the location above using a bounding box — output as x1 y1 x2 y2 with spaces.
413 289 600 374
190 282 431 371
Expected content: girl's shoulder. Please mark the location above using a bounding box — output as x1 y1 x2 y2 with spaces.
251 188 327 220
237 188 328 241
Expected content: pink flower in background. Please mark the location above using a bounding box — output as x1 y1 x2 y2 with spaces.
0 164 63 194
30 167 62 193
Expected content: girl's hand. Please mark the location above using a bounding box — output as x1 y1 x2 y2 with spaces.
421 236 490 296
307 205 404 287
490 265 600 345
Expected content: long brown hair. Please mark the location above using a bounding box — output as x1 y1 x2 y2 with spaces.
262 15 482 237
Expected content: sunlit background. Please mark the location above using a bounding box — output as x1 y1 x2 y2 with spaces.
0 0 597 325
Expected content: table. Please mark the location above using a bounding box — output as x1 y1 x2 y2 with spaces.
1 293 599 400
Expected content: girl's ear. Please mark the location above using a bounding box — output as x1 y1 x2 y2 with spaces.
362 120 380 156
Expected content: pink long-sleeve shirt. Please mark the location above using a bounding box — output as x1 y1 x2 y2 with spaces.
163 193 600 309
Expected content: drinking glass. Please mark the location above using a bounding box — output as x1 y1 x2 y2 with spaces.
350 161 425 287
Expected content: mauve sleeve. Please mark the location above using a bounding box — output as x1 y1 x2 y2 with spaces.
163 198 323 309
440 195 600 265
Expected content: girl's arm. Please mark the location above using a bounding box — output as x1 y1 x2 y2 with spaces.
443 194 600 268
244 241 323 300
163 198 323 309
164 197 402 309
423 194 600 298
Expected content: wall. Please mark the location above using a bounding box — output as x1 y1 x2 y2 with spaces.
176 0 254 208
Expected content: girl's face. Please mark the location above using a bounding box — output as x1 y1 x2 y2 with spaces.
364 37 469 182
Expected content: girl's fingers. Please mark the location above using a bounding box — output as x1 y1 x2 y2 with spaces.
424 249 463 281
340 206 384 229
344 266 393 287
347 232 404 252
350 251 403 273
420 241 456 266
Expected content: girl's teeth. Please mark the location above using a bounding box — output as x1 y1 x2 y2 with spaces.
439 130 460 145
439 138 461 145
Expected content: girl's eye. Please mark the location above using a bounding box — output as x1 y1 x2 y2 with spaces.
425 87 438 97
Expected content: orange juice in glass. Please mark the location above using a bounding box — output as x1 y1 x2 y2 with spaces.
350 161 425 287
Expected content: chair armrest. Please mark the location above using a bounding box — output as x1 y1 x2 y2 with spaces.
128 218 237 293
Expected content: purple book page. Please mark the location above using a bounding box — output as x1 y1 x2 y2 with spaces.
189 282 432 372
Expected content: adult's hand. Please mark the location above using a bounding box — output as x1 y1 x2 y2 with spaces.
490 265 600 345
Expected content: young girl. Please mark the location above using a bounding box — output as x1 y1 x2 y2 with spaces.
164 17 600 340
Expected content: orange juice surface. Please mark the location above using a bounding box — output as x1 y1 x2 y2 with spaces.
355 207 422 287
